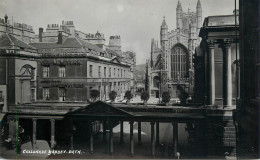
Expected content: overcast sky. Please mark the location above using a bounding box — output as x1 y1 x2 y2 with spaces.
0 0 237 64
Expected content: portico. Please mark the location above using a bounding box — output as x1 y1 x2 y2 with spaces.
65 101 206 157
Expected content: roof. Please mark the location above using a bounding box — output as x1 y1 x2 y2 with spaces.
66 101 133 117
30 37 105 53
0 33 36 50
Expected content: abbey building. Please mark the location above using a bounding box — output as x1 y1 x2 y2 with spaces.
149 0 202 98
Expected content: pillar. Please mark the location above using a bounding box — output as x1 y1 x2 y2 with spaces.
32 118 37 149
109 126 113 155
172 123 178 156
8 117 15 141
50 119 56 149
70 119 74 150
138 121 142 145
224 41 232 107
156 122 159 145
103 121 106 142
207 41 215 105
90 122 94 153
151 122 155 157
120 121 124 144
130 121 134 156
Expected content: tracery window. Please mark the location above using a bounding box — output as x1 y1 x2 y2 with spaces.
171 45 188 79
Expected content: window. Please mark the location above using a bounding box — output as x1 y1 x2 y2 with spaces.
0 91 3 101
114 68 116 77
104 67 106 78
31 68 35 80
43 66 49 78
43 88 49 100
59 66 66 77
109 67 111 77
98 66 101 78
59 88 66 101
89 65 93 77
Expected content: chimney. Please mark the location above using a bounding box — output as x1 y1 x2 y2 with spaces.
4 14 8 23
39 27 43 42
57 31 63 44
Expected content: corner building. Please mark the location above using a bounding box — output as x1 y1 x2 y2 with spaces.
31 21 131 102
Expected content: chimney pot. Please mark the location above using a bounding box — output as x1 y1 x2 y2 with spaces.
39 27 43 42
57 31 63 44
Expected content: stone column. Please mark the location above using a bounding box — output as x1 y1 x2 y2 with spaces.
90 122 94 153
172 123 178 156
103 121 107 142
138 121 142 145
109 127 113 155
70 119 74 150
130 121 134 156
207 41 215 105
50 119 56 149
151 122 155 157
224 40 232 107
156 122 159 145
120 121 124 144
32 118 37 149
8 117 15 141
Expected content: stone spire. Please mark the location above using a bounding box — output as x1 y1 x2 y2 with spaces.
196 0 202 29
176 0 183 29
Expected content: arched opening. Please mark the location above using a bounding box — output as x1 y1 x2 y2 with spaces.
170 44 189 79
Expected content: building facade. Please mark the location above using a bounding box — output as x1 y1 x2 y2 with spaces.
149 0 202 99
0 15 37 112
194 12 239 106
31 21 132 102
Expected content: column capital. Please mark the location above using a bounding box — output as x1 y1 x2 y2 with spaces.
223 39 233 48
206 39 217 48
50 119 55 122
129 121 134 125
32 118 37 122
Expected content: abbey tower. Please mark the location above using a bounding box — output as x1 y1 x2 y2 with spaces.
149 0 202 99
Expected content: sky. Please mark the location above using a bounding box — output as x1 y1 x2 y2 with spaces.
0 0 238 64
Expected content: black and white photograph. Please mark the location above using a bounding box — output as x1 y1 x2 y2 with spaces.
0 0 259 159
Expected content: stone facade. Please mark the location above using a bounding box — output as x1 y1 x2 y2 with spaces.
149 0 202 99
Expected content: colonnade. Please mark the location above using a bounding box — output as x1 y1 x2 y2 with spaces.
84 120 179 157
207 39 234 107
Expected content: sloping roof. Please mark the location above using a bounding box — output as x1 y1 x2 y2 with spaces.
30 37 105 53
0 33 36 50
66 101 133 117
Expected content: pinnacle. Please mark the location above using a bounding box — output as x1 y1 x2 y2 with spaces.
197 0 201 7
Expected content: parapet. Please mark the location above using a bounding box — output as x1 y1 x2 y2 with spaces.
62 20 74 26
47 24 59 29
13 22 33 31
110 35 121 39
